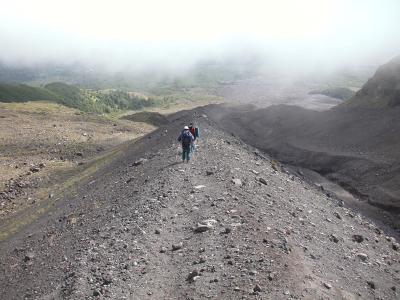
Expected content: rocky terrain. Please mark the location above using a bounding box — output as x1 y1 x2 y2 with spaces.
216 77 349 111
0 101 155 220
207 57 400 226
205 103 400 218
0 107 398 299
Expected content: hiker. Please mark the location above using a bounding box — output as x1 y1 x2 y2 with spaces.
188 123 200 152
178 126 194 163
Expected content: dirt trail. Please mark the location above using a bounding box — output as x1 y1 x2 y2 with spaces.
0 107 399 299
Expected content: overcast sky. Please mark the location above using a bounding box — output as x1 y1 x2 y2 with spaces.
0 0 399 71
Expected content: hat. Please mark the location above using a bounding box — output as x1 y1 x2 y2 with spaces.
183 126 189 130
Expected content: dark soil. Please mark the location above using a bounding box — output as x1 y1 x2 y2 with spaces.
204 103 400 229
0 106 399 299
121 111 169 127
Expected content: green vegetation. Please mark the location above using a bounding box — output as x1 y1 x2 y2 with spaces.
0 82 161 113
0 83 60 102
309 87 355 100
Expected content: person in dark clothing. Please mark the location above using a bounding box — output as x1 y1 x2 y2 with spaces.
188 123 200 152
177 126 194 162
189 123 196 139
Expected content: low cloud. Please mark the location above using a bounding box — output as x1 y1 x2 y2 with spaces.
1 0 399 72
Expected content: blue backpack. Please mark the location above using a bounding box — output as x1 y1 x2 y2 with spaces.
181 130 192 147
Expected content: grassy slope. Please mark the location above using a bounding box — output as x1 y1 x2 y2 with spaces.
0 83 60 102
0 82 159 113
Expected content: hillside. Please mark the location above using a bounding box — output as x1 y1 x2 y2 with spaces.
308 87 355 101
344 55 400 107
0 101 156 220
121 111 169 127
205 56 400 225
0 82 158 113
0 107 398 299
0 83 60 102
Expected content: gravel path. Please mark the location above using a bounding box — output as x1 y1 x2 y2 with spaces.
0 107 399 299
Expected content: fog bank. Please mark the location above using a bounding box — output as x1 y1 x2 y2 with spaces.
1 0 400 72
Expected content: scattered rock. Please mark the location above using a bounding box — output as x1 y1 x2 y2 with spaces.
102 273 113 285
268 272 276 281
258 177 268 185
253 284 262 293
367 281 376 290
232 178 243 186
194 185 206 189
172 242 183 251
194 223 212 233
159 247 167 253
352 235 365 243
24 252 35 262
223 227 232 234
249 270 258 276
333 212 342 219
29 166 40 173
323 282 332 289
186 269 199 282
154 228 161 234
356 253 368 262
392 243 399 251
132 158 146 167
329 234 340 243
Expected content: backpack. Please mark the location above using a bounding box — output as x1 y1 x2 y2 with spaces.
181 130 192 147
189 127 196 136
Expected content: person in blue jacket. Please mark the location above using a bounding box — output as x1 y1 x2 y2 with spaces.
178 126 194 163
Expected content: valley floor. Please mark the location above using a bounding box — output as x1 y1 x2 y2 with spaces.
0 107 398 299
0 102 155 220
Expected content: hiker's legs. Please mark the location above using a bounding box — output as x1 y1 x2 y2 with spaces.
187 147 191 162
182 147 190 162
181 147 186 161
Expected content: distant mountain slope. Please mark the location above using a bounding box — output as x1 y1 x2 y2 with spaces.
44 82 99 112
121 111 169 126
344 55 400 107
309 87 355 100
0 83 60 102
204 56 400 219
0 82 157 113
